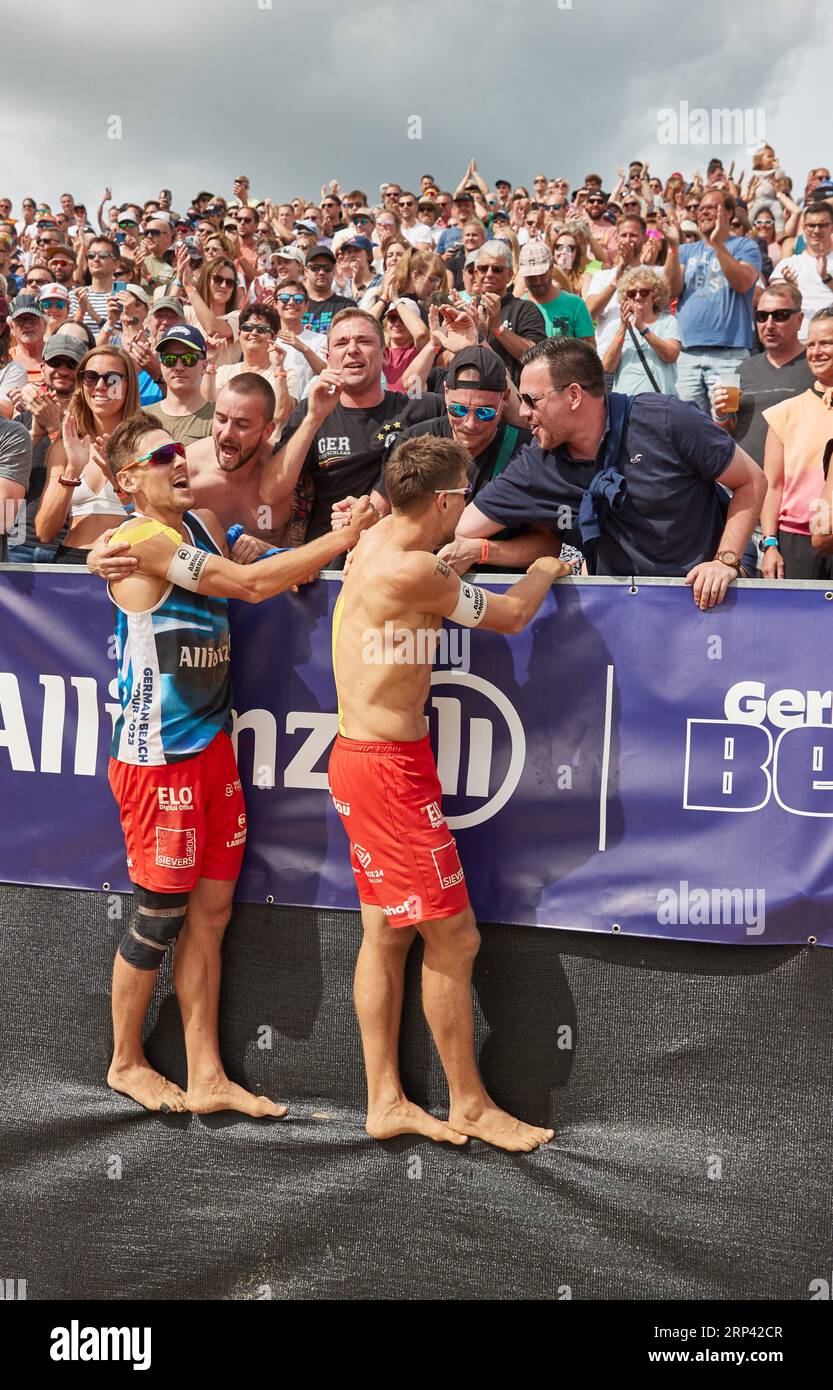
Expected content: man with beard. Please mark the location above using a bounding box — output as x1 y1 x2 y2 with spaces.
185 376 289 547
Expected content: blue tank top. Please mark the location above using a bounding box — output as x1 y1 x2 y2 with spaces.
109 512 233 765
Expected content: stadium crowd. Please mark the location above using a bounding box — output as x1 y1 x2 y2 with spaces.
2 149 833 592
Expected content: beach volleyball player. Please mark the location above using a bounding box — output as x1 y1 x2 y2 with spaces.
87 409 374 1115
329 435 569 1151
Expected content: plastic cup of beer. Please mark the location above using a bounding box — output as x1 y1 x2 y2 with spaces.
717 372 741 412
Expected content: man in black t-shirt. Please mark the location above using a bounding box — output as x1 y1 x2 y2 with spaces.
472 240 546 386
260 309 443 542
711 281 812 466
302 246 355 335
456 338 767 609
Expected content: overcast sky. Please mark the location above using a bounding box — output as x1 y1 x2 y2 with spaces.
2 0 829 213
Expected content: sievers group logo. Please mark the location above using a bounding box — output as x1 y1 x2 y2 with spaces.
683 680 833 818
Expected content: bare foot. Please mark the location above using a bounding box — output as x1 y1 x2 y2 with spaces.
449 1102 554 1153
366 1098 467 1145
186 1076 287 1118
107 1061 188 1113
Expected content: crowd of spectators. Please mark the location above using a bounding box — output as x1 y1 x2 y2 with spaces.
2 150 833 591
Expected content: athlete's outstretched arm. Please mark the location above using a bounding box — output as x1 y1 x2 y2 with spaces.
389 553 570 635
90 500 376 603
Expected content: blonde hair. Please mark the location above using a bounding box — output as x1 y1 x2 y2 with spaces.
616 267 670 313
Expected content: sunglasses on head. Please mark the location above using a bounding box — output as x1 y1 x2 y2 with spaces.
124 441 187 471
240 321 272 335
80 369 126 389
159 351 202 368
448 403 498 422
277 292 305 304
434 483 473 497
755 307 799 323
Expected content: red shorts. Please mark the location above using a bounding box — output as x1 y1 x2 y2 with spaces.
328 734 469 926
108 730 247 895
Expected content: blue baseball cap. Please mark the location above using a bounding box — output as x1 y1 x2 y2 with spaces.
343 234 374 254
156 322 206 355
438 228 463 254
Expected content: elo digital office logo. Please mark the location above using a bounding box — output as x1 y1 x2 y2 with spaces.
684 680 833 818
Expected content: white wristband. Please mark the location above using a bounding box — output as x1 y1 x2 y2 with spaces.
449 580 488 627
166 544 210 591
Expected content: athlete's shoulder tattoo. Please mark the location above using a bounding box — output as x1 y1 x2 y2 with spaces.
434 558 451 579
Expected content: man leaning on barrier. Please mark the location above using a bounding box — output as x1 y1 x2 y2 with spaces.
84 411 375 1115
329 434 570 1151
455 338 767 608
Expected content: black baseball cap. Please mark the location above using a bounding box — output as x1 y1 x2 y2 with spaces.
445 346 506 394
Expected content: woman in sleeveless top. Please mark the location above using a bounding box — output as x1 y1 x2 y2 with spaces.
37 346 139 563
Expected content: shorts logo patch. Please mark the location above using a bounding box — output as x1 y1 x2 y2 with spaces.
155 825 197 870
420 801 445 830
354 843 372 868
382 895 421 920
157 786 194 812
330 788 350 816
431 840 465 891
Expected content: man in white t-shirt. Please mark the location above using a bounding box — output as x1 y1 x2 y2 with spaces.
770 203 833 341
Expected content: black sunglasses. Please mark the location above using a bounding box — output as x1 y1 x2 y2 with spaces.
755 308 799 323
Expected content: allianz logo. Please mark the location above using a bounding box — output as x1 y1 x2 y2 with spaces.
0 672 524 830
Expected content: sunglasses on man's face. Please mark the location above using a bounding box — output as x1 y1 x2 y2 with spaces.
755 307 799 324
88 250 113 260
223 223 238 233
277 292 306 305
80 369 126 389
125 441 187 471
47 358 78 372
448 403 498 422
434 484 473 497
144 229 164 239
49 258 73 269
39 299 67 310
240 321 272 335
118 221 138 231
159 352 202 368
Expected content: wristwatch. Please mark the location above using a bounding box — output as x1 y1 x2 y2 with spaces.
715 550 741 572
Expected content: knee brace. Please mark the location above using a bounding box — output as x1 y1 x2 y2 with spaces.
119 887 190 971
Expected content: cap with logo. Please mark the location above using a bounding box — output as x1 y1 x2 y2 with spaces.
445 346 507 394
37 281 71 302
274 245 306 267
42 333 87 364
519 241 553 277
156 323 207 354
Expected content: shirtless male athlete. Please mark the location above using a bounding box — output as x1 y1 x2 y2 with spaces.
329 433 570 1152
185 375 291 555
87 410 373 1115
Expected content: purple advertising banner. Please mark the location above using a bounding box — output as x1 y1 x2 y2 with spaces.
1 567 832 946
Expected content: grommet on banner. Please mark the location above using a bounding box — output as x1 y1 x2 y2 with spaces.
825 593 833 602
807 935 817 946
629 584 638 594
266 895 274 905
102 882 110 892
611 922 621 932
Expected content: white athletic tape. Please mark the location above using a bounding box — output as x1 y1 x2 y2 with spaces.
165 544 211 591
449 580 488 627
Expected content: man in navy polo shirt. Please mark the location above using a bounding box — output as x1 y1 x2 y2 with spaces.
666 189 762 413
455 338 766 609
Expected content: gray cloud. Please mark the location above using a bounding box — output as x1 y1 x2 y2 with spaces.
1 0 828 212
